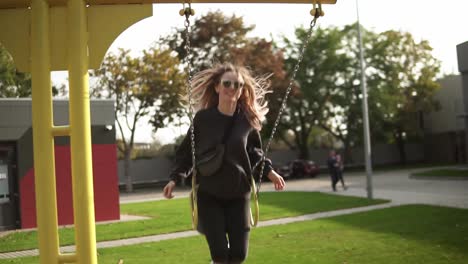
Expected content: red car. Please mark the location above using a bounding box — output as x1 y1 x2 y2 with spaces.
276 159 320 179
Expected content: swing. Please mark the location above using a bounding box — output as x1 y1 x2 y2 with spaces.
180 0 326 229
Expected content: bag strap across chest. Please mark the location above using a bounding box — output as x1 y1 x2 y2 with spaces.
220 108 238 144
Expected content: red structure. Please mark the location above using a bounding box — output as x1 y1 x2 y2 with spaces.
0 99 120 230
20 145 119 228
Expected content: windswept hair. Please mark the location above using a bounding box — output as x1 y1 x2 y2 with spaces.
186 63 270 131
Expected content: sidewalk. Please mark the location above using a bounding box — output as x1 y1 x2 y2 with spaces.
0 201 398 259
1 167 467 260
120 167 468 209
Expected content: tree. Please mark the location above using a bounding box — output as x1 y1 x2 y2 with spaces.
230 38 290 147
1 43 64 97
164 11 290 147
278 26 349 159
164 10 253 71
366 30 441 164
140 47 187 132
0 43 31 97
316 24 382 163
276 24 441 165
91 48 185 192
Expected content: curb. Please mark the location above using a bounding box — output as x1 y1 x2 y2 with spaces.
409 175 468 181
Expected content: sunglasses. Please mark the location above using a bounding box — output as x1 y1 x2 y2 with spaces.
221 79 244 90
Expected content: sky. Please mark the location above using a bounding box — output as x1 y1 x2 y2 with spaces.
52 0 468 144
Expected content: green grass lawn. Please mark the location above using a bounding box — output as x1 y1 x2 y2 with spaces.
3 204 467 264
412 169 468 178
0 192 387 253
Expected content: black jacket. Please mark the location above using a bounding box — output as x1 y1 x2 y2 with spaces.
169 107 272 198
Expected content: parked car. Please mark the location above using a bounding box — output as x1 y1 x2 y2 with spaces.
276 159 320 180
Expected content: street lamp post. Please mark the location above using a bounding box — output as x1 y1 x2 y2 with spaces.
356 0 373 199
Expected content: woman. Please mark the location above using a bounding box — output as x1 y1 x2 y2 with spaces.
163 63 286 264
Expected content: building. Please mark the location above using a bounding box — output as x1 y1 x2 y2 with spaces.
423 41 468 164
0 99 119 230
424 75 465 163
457 41 468 163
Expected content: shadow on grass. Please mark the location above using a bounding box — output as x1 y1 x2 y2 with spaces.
324 204 468 255
256 191 388 221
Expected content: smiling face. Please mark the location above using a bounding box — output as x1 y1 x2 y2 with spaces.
215 71 244 104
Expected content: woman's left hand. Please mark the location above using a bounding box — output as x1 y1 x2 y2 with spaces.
267 170 286 191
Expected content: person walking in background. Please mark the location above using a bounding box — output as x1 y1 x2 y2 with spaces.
335 153 348 190
327 150 338 191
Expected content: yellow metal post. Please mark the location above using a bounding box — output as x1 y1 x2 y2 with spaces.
30 0 60 263
68 0 98 263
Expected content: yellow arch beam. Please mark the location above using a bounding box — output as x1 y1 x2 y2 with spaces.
88 5 152 70
0 9 29 72
0 4 151 72
0 0 335 72
1 0 336 9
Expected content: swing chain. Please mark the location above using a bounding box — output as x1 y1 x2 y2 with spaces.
182 3 197 179
256 9 322 195
182 1 200 229
180 0 323 199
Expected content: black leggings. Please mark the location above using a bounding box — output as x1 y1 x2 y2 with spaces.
197 191 251 263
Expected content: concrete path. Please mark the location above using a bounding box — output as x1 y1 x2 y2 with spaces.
0 202 398 260
120 166 468 209
1 167 467 260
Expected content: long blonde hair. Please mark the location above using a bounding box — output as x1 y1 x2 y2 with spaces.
188 63 270 130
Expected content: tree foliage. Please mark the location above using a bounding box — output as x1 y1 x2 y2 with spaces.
164 11 253 71
0 43 65 97
365 29 441 163
276 23 440 163
230 37 289 144
164 12 441 164
165 11 289 146
91 48 185 192
317 24 382 162
0 43 32 97
278 26 349 159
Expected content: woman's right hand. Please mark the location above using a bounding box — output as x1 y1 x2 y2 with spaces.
163 180 176 199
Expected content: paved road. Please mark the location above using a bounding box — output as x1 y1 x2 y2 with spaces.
121 167 468 208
